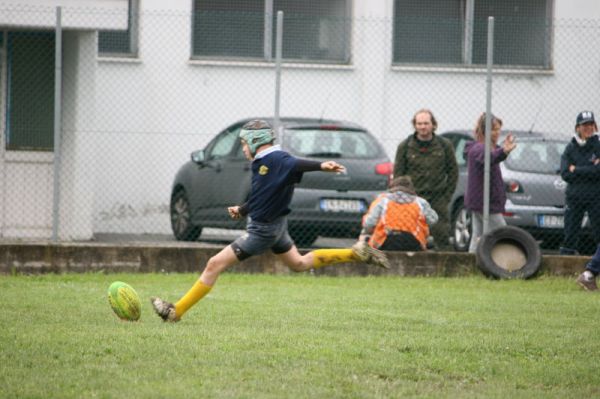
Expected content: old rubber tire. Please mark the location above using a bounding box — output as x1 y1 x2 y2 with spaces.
476 225 541 279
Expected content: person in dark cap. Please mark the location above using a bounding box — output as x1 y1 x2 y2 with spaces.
360 175 438 251
560 111 600 259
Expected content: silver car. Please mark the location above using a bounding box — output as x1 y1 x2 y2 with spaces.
442 130 593 253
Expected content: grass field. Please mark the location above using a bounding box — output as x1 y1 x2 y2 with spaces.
0 273 599 398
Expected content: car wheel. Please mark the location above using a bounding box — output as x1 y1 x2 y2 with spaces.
289 227 318 248
452 203 471 252
170 189 202 241
476 225 541 279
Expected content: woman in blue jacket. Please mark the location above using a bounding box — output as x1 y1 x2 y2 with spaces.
560 111 600 259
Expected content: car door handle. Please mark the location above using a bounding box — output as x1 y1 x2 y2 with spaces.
201 161 222 172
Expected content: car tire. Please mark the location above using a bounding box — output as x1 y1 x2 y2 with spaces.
289 227 318 248
170 189 202 241
476 225 541 279
451 202 471 252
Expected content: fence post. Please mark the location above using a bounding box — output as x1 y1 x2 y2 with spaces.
264 0 273 61
483 16 494 235
52 6 63 241
463 0 475 65
274 10 283 133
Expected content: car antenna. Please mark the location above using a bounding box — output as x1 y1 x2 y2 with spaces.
528 101 544 134
319 92 333 123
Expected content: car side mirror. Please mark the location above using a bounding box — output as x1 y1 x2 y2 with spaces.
191 149 205 164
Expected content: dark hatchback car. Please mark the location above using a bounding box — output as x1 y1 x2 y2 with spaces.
442 130 592 253
170 117 393 246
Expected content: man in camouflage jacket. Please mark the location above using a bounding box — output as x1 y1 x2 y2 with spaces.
393 109 458 250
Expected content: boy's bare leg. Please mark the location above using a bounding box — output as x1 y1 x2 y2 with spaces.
151 245 239 322
277 245 315 272
200 245 240 286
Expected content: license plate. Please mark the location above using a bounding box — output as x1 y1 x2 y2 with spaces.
537 214 564 228
320 199 366 213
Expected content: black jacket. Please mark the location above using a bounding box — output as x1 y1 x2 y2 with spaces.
560 134 600 199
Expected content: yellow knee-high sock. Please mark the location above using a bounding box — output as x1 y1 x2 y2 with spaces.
174 280 212 318
312 248 358 269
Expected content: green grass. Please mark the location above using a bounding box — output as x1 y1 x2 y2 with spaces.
0 273 599 398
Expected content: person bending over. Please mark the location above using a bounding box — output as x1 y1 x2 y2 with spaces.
360 175 438 251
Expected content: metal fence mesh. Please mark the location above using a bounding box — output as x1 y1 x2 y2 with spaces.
1 3 599 254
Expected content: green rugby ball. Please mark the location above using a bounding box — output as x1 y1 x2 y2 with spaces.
108 281 141 321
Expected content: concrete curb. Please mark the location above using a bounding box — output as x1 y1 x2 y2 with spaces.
0 241 586 277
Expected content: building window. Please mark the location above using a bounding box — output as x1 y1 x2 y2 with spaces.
98 0 139 57
192 0 351 64
393 0 553 69
6 32 55 151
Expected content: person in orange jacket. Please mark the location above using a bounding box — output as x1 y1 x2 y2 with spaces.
360 175 438 251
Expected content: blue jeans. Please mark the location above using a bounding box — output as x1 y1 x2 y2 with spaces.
586 244 600 276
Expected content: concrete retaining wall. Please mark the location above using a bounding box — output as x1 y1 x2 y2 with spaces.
0 241 585 277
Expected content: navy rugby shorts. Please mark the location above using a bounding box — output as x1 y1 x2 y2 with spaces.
231 216 294 261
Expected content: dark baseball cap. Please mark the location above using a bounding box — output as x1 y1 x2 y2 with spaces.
576 111 595 126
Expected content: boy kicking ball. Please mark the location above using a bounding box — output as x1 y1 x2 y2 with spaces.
151 120 389 322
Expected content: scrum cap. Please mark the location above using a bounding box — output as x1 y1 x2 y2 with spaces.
239 120 275 156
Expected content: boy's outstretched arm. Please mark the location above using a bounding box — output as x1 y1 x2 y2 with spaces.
295 159 345 173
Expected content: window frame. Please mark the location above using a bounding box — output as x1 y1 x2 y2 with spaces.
191 0 352 65
5 31 55 152
98 0 140 58
392 0 554 70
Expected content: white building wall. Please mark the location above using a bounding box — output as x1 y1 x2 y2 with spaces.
0 31 98 239
89 0 600 236
58 30 96 240
2 153 54 237
556 0 600 19
3 0 599 238
0 0 128 30
0 0 128 239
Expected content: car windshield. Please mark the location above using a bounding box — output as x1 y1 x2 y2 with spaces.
504 139 567 174
284 129 382 159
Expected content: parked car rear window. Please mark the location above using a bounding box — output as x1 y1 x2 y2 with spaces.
284 129 382 159
504 140 567 174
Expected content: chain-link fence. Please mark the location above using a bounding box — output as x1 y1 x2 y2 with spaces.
1 2 599 254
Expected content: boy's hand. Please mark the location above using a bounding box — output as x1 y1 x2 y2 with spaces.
321 161 346 174
228 206 242 219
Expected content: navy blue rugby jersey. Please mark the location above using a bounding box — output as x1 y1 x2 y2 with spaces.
246 146 304 223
